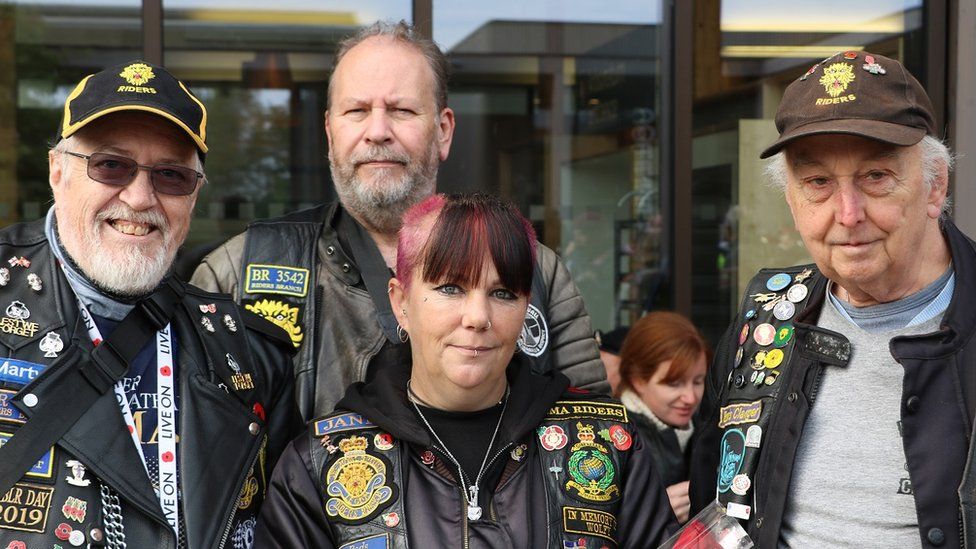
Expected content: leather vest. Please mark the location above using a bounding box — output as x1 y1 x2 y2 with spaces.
307 399 636 549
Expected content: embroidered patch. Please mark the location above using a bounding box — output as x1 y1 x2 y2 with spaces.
565 423 620 503
718 401 762 428
244 299 304 348
562 506 617 542
538 425 569 451
718 429 746 494
546 401 628 423
324 436 395 523
0 432 54 479
0 359 46 387
339 534 389 549
313 412 376 437
0 483 53 533
517 304 549 357
230 516 256 549
0 390 26 424
244 264 310 298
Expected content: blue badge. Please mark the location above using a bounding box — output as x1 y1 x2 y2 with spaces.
244 264 310 297
0 358 46 386
314 412 375 437
0 431 55 478
339 534 389 549
718 428 746 493
0 389 25 424
766 273 792 292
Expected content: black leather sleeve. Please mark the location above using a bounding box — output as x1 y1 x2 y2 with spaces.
617 421 681 547
254 435 335 548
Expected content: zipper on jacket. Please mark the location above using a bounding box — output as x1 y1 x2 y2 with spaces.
217 446 263 549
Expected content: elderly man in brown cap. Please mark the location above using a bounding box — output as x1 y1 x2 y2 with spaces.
688 51 975 548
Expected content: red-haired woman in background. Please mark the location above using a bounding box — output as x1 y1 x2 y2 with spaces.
618 311 710 523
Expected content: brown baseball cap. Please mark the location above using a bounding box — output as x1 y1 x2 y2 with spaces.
760 51 936 159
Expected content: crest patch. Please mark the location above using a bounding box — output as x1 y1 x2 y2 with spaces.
119 63 155 86
324 436 395 523
565 423 620 503
517 304 549 357
819 62 856 97
245 299 304 348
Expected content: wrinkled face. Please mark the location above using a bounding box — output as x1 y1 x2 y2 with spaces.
783 135 946 302
391 261 527 409
49 112 200 296
326 36 454 234
632 353 707 428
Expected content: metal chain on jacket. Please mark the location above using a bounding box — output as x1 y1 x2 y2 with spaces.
100 482 127 549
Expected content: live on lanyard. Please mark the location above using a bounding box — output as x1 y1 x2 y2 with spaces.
74 297 180 539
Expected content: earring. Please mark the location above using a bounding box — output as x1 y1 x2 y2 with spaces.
487 320 492 330
401 308 407 317
397 324 409 343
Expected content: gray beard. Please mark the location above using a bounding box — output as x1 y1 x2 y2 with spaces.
330 147 438 235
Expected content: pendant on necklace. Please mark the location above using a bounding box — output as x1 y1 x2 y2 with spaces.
467 505 483 521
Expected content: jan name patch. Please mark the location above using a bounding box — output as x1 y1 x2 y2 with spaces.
0 432 54 479
545 401 628 423
0 358 46 387
0 483 53 533
718 400 763 428
314 412 376 437
244 264 310 297
563 507 617 542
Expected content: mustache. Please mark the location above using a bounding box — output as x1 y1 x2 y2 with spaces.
95 204 169 231
349 145 410 166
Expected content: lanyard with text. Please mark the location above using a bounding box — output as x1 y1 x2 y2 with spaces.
75 297 180 539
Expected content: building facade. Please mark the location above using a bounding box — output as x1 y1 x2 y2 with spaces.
1 0 971 343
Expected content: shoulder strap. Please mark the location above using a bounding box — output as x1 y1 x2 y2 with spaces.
0 277 186 498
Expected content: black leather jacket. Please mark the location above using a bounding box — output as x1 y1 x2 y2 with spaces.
255 357 677 548
689 220 976 549
0 219 299 549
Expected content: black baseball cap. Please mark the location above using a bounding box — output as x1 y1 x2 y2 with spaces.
761 51 936 159
595 327 629 355
57 61 208 154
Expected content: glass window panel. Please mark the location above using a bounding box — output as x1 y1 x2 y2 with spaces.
162 0 411 256
691 0 926 343
0 0 142 226
435 1 665 332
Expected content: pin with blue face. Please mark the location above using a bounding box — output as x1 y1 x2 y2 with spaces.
766 273 792 292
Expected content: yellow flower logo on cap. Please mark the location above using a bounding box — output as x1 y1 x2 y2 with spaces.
119 63 155 87
819 63 855 97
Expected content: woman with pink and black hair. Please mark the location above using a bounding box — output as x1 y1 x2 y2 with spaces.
255 193 676 548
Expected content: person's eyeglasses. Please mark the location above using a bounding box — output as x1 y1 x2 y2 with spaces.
64 151 203 196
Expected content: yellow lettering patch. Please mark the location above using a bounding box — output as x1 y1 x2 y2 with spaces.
816 94 857 105
563 506 617 542
0 483 53 533
718 400 763 428
545 401 627 423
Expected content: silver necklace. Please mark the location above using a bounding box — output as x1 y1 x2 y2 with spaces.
407 380 509 522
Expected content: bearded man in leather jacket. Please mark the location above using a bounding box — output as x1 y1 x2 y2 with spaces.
0 61 298 549
191 21 608 422
689 52 976 549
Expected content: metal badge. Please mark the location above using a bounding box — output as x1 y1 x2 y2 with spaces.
764 349 785 369
734 347 744 368
744 309 756 320
787 283 808 303
222 314 238 333
738 324 750 345
745 425 763 448
774 325 794 348
751 351 767 370
65 460 90 487
7 256 29 268
39 332 63 358
766 273 792 292
26 273 41 293
61 496 87 523
420 450 435 466
0 268 9 287
200 316 215 333
199 303 216 314
731 474 752 496
753 323 776 346
373 432 394 451
5 301 30 320
510 443 528 462
773 300 796 321
795 268 814 283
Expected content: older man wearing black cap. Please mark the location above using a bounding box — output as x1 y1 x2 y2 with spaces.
689 52 975 548
0 62 298 548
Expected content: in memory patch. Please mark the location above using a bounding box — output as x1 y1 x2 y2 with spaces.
0 431 55 479
718 400 762 428
545 401 628 423
339 533 389 549
244 264 310 297
0 389 25 424
0 482 54 533
314 412 376 437
563 506 617 542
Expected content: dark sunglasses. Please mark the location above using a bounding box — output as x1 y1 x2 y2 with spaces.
64 151 204 196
